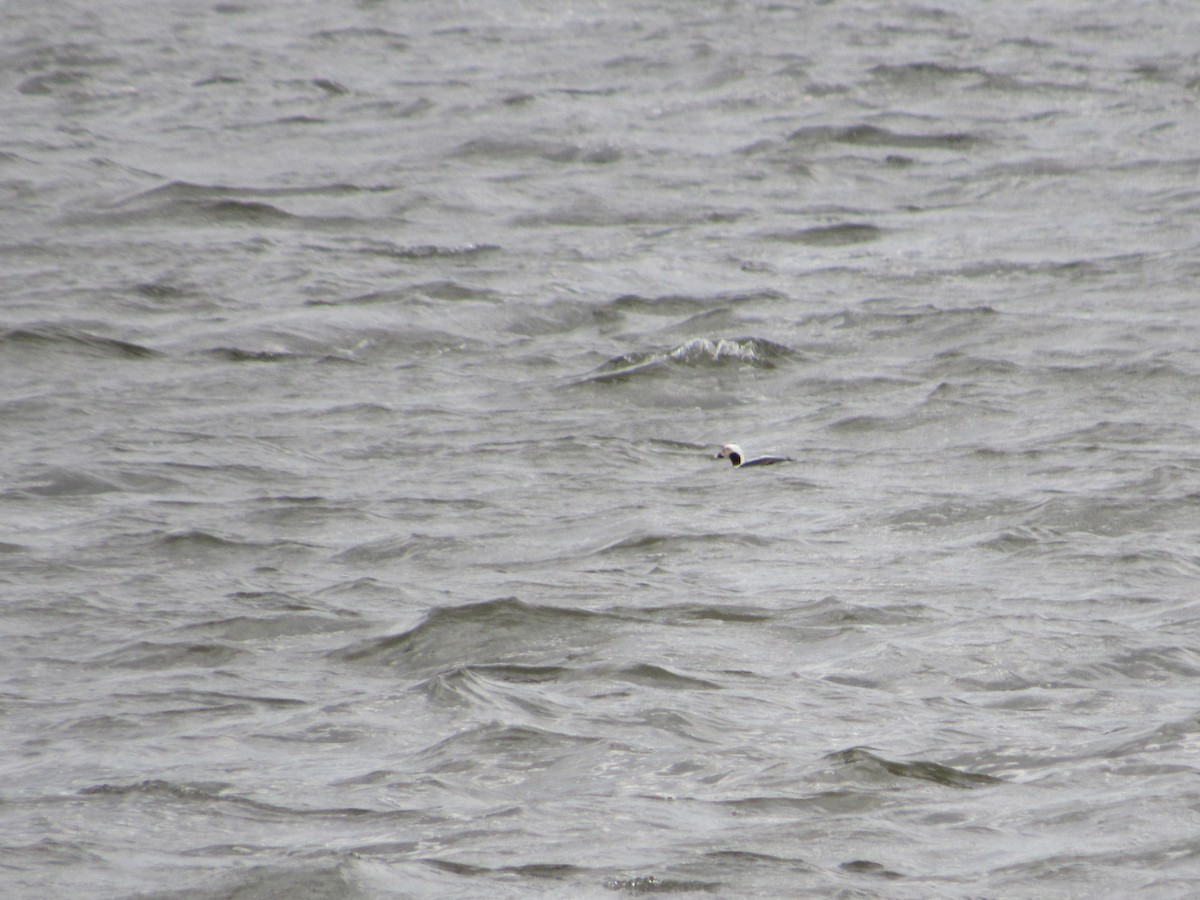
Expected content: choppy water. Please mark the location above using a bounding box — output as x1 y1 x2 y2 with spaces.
4 1 1200 896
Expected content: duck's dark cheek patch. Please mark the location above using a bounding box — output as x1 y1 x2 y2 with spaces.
730 452 742 467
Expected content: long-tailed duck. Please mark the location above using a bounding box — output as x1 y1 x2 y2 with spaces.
715 443 793 468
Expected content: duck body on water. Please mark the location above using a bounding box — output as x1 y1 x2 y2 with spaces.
715 443 793 468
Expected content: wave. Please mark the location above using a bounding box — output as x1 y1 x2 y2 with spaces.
332 533 465 565
171 612 362 643
786 123 982 150
120 179 388 201
348 241 501 261
425 661 720 697
90 640 247 671
822 747 1001 787
590 530 776 557
1 324 159 359
330 597 621 673
15 466 124 497
578 336 794 384
410 721 602 774
451 136 618 164
869 61 988 86
759 222 883 246
79 179 389 228
77 779 397 821
602 289 789 316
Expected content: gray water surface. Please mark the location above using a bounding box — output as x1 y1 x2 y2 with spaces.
3 1 1200 897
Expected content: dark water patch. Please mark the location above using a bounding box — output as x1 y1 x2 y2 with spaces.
826 413 909 434
935 251 1170 289
787 123 981 151
121 180 389 201
129 281 193 302
818 301 999 338
16 467 124 497
194 73 243 87
1099 713 1200 760
582 143 623 163
823 748 1001 788
254 723 367 745
140 863 363 900
601 288 789 317
1066 646 1200 685
838 858 905 880
578 337 795 384
349 96 434 118
134 689 307 713
1042 356 1194 390
550 86 624 97
78 779 398 823
311 77 349 96
17 70 91 96
85 180 389 228
1018 493 1200 544
310 284 492 307
597 662 720 690
591 530 776 559
90 640 246 671
787 374 918 402
920 378 1016 412
927 349 1021 379
869 61 987 86
884 496 1037 531
223 589 314 611
971 158 1080 182
311 26 411 47
421 858 586 883
407 280 498 302
58 692 303 732
1 324 159 359
510 200 659 228
614 597 921 669
190 198 298 223
760 223 883 246
975 526 1064 554
243 499 378 534
171 612 362 642
158 529 303 556
155 460 287 491
413 722 601 774
309 401 396 419
80 779 236 803
10 40 121 73
201 346 307 363
451 663 568 684
452 136 585 163
333 533 465 565
331 597 621 672
502 298 605 338
704 849 812 868
784 597 933 630
1042 419 1193 453
1 838 105 870
88 192 292 227
435 660 719 693
630 604 775 625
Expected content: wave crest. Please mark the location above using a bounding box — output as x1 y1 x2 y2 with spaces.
580 337 793 383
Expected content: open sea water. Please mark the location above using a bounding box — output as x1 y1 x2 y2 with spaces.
3 1 1200 896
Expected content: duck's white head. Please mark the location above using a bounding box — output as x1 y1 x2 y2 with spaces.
715 443 744 467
